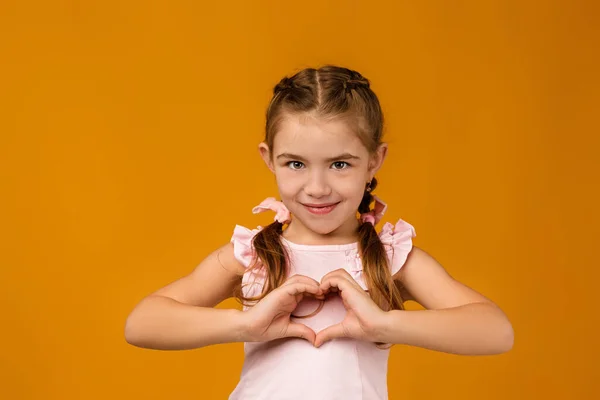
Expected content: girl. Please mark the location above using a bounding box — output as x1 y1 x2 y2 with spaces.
125 65 514 400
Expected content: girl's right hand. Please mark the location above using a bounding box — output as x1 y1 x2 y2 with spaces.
240 274 323 345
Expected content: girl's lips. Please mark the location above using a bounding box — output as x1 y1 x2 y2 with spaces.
303 202 339 215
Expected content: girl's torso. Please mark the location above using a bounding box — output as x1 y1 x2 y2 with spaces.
228 219 415 400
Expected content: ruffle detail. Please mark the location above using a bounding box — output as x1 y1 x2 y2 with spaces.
344 218 416 290
347 250 369 291
379 219 417 275
230 224 263 268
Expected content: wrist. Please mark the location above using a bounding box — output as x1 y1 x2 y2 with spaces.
377 309 405 344
225 308 251 343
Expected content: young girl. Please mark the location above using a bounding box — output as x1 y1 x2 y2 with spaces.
125 65 514 400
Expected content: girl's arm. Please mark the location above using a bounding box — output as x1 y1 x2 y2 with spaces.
382 247 514 355
124 242 249 350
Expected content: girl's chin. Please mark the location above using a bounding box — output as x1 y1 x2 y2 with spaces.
290 215 356 236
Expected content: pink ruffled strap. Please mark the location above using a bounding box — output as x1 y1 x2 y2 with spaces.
378 219 417 275
230 225 263 268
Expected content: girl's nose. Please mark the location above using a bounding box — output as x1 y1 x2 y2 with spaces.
303 172 332 198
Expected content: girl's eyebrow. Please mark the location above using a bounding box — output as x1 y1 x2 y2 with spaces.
276 152 361 162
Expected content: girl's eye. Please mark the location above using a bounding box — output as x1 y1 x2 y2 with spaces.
287 161 305 170
332 161 350 170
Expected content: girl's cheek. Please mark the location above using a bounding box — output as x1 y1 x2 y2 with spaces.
276 173 301 192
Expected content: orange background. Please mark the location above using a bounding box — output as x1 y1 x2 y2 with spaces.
1 1 599 399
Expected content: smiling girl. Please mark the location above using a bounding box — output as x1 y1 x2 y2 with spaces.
124 65 514 400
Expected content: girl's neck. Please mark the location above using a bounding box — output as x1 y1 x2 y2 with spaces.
281 217 361 246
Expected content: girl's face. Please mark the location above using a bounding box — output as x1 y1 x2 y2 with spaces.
259 112 387 240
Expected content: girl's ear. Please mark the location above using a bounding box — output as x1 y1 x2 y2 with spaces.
258 142 275 173
368 143 388 179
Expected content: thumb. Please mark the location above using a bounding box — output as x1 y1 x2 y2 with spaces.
314 323 346 348
284 322 316 345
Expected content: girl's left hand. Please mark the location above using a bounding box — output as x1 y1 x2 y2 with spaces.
314 269 389 348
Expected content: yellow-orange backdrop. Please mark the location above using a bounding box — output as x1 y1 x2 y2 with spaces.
1 1 598 399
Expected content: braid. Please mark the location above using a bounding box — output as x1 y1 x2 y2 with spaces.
235 221 289 306
274 76 295 94
356 176 404 349
344 71 371 94
358 177 377 214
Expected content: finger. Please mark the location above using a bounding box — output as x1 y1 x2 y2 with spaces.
320 275 362 295
320 269 362 292
282 276 323 297
320 268 354 283
314 323 347 348
283 282 323 298
285 322 316 344
283 274 321 288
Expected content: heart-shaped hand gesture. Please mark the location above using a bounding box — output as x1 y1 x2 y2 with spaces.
314 268 389 348
240 270 389 348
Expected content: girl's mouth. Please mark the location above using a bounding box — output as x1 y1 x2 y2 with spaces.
302 202 340 215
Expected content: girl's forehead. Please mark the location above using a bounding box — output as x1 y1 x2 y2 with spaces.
273 113 367 155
